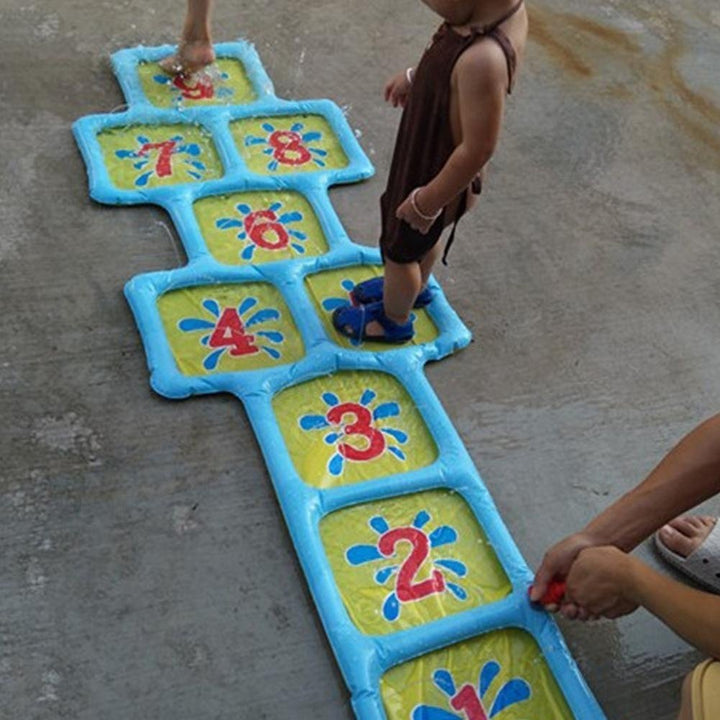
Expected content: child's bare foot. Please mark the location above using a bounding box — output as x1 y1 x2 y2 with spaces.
159 40 215 76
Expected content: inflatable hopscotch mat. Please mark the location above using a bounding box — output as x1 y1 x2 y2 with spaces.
73 40 607 720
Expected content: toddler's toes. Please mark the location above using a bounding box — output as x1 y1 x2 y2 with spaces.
159 42 215 77
158 54 184 75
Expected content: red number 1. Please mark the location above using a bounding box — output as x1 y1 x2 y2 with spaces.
451 685 488 720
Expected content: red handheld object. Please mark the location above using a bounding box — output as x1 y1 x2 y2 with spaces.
531 579 567 606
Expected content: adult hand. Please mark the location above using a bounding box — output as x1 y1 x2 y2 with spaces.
384 70 412 108
396 188 439 234
530 532 598 620
565 546 639 619
530 532 597 614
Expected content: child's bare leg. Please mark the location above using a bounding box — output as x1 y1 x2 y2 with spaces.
160 0 215 76
384 259 422 323
419 242 442 289
364 259 420 336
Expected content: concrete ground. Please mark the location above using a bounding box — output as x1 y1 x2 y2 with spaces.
2 0 719 718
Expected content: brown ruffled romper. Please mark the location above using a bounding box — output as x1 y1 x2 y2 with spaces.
380 1 522 265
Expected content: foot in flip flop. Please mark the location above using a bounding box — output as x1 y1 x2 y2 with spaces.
332 301 414 344
654 515 720 593
350 277 433 309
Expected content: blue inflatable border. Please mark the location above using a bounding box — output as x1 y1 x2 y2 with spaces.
73 41 607 720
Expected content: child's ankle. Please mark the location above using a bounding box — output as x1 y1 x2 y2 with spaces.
386 310 410 325
180 36 212 46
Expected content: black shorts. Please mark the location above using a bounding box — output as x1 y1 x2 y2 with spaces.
378 179 481 264
378 191 445 264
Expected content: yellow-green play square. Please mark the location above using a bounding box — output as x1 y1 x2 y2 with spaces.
231 115 348 176
320 489 511 635
138 59 256 108
305 266 438 350
157 282 304 375
194 190 328 265
381 628 574 720
98 124 223 190
273 371 437 488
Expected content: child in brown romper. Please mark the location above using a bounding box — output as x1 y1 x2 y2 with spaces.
333 0 528 343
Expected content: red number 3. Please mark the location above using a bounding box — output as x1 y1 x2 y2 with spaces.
326 403 385 462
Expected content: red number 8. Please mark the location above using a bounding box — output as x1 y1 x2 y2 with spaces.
268 130 312 166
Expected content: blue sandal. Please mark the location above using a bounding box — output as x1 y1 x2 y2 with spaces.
332 301 414 344
350 277 433 308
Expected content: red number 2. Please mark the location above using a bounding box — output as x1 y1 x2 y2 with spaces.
378 527 445 602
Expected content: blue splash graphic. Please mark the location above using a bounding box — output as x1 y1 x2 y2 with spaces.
177 295 284 371
114 134 207 186
345 512 467 621
244 121 328 172
216 199 308 261
412 663 531 720
298 388 409 476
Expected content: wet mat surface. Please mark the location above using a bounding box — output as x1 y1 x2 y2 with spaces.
74 39 608 720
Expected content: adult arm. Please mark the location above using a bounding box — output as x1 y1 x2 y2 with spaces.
531 413 720 604
566 546 720 659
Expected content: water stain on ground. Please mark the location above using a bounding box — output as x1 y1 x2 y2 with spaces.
268 603 291 632
529 9 593 77
530 8 642 78
528 4 720 167
651 36 720 157
30 412 102 466
564 15 642 55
